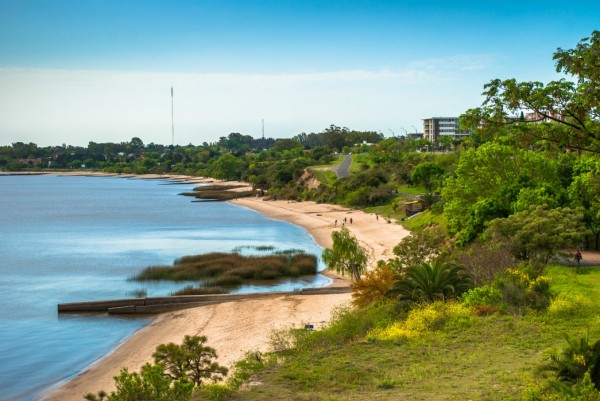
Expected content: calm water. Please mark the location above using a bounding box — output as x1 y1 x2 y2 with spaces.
0 174 328 401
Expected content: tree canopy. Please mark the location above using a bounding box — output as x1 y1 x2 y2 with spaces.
461 30 600 153
322 227 369 281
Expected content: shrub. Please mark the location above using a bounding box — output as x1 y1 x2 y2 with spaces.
461 284 504 309
387 260 473 304
367 301 473 342
456 243 517 286
153 335 228 386
540 334 600 391
547 293 593 318
390 225 451 273
351 263 396 308
495 267 552 313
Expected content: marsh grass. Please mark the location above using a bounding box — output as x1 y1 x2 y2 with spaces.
221 266 600 401
232 245 276 253
180 184 255 201
132 251 318 295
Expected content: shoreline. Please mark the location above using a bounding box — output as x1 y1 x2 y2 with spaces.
36 172 410 401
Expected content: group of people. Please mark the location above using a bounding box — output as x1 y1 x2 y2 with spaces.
333 217 353 227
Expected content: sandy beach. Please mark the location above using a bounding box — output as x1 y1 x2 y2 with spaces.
41 181 410 401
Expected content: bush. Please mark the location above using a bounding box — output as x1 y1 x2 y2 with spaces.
457 243 517 286
495 267 552 313
367 301 473 342
539 334 600 392
461 285 504 308
547 293 593 318
387 260 473 304
351 263 396 308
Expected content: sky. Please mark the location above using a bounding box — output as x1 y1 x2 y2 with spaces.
0 0 598 147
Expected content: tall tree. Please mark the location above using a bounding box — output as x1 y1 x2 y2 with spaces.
322 227 368 281
411 162 445 193
483 206 589 266
461 31 600 153
153 335 228 386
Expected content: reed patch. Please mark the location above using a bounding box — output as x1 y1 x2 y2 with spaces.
132 250 318 295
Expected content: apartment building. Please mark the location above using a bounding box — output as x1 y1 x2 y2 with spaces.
422 117 470 144
525 110 566 123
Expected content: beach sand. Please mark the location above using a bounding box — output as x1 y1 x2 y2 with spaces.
43 194 410 401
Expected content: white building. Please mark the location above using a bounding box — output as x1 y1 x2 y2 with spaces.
422 117 471 144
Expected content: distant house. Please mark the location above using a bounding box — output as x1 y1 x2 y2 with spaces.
525 110 566 123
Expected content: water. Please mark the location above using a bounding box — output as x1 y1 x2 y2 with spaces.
0 174 328 401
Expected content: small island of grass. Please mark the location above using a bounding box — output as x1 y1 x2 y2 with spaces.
180 184 255 201
132 250 318 295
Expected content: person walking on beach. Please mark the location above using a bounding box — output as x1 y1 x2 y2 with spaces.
350 217 353 224
334 219 338 227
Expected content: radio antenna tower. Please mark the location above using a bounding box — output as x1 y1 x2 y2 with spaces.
262 119 265 139
171 86 175 146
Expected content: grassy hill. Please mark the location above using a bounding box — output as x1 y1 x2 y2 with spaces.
209 266 600 401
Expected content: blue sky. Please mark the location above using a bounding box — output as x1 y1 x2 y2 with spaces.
0 0 598 146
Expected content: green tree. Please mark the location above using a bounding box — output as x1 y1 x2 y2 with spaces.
461 31 600 153
390 226 450 273
442 142 562 242
569 154 600 249
153 335 228 386
85 363 194 401
207 154 245 181
483 206 589 266
411 162 445 193
272 138 303 152
438 135 455 153
387 260 472 304
322 227 368 281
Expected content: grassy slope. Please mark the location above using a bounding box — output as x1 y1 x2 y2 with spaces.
223 267 600 401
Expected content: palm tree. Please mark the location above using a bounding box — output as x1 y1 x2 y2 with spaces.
387 260 472 304
541 334 600 389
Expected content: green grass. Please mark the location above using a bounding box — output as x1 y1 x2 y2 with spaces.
311 169 337 186
350 154 370 174
401 209 448 231
396 183 426 195
218 267 600 401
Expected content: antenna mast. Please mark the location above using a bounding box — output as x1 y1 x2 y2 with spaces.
262 119 265 139
171 86 175 146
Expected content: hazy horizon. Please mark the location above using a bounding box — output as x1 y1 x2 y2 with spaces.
1 1 598 147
